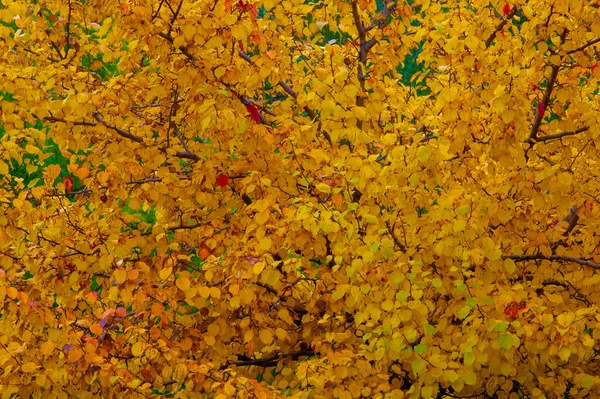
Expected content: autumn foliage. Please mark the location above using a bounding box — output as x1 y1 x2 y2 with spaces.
1 0 600 398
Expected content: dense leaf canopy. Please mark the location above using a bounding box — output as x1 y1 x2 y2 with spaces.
1 0 600 397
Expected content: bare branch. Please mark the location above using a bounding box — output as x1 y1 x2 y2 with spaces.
92 112 144 143
485 8 518 48
567 36 600 54
221 350 317 370
278 80 297 98
503 254 600 270
351 1 366 41
528 29 568 142
175 150 201 161
535 126 589 142
237 49 253 64
536 153 556 166
527 65 560 141
43 116 97 127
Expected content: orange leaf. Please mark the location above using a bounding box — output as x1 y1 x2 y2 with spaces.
68 348 84 362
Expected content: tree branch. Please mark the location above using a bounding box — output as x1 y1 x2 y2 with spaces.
527 64 560 142
43 116 98 127
175 150 201 161
485 8 518 48
351 1 366 41
503 254 600 270
92 112 144 143
236 49 318 127
44 116 205 161
567 36 600 54
157 36 273 127
220 350 317 370
535 126 589 142
527 29 568 142
157 32 199 61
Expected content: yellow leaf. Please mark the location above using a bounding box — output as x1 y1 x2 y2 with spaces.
204 335 216 346
416 145 432 162
275 328 289 340
198 286 210 298
315 183 331 194
558 347 571 361
583 334 594 347
176 276 190 292
331 285 348 302
209 287 221 298
159 267 172 280
259 329 273 345
132 342 145 357
486 250 502 261
263 269 281 286
278 308 294 325
453 219 466 232
113 269 127 285
444 369 459 382
253 262 265 274
259 237 272 251
21 362 38 373
504 259 516 273
363 214 377 224
35 374 47 387
463 370 477 385
41 341 55 356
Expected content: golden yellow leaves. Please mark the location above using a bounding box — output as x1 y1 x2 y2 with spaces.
40 341 55 356
0 160 8 175
259 329 273 345
67 348 84 363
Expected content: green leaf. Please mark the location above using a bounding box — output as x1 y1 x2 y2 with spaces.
396 290 409 303
498 334 514 350
411 359 425 374
424 323 436 335
414 344 426 354
581 375 595 389
431 278 442 288
495 322 509 333
466 297 477 308
457 306 470 319
464 351 475 366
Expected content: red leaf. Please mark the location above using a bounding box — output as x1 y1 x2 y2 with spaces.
238 0 247 12
537 103 545 118
502 3 510 16
504 302 518 321
248 4 258 16
63 175 74 193
246 104 261 123
216 174 229 187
